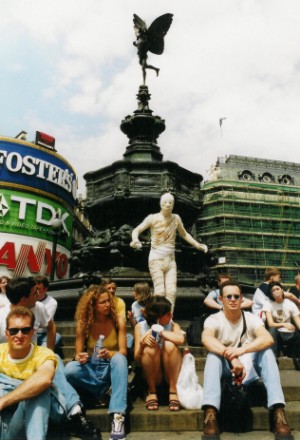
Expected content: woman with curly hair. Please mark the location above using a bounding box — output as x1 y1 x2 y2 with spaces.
65 285 128 440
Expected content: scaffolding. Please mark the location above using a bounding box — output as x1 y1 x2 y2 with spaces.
198 179 300 286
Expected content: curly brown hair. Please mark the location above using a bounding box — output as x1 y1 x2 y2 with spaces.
75 285 117 338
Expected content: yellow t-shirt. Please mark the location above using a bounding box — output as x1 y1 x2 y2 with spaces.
0 343 57 380
87 326 118 356
114 297 126 318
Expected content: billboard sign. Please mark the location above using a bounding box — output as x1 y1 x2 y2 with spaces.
0 137 77 280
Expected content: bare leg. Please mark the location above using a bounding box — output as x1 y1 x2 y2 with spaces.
162 340 182 391
141 345 163 409
162 340 182 410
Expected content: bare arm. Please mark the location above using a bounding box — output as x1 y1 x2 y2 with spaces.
46 319 56 351
177 219 208 252
114 315 127 357
241 297 253 310
225 325 274 360
285 291 300 308
204 296 223 310
160 322 185 345
0 359 55 411
74 324 88 364
293 314 300 331
134 324 155 364
266 311 295 331
201 327 227 356
127 311 137 328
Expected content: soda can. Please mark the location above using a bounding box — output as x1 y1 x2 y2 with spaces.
151 324 164 343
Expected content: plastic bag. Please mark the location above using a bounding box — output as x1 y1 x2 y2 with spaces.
176 350 203 409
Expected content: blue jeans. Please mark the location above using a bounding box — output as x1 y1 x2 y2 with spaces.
52 355 81 417
65 353 128 414
37 332 62 349
0 373 51 440
202 349 285 410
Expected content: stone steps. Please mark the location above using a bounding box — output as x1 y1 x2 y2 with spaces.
85 401 300 433
56 321 300 433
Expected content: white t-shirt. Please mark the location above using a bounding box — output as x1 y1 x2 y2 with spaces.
263 298 299 333
0 294 10 309
0 301 52 343
37 295 57 334
204 311 264 347
252 282 269 316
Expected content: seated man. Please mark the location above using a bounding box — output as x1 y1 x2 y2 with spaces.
204 273 252 313
2 277 101 440
0 306 57 440
201 280 293 440
35 275 63 357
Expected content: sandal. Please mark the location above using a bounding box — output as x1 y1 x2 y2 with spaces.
145 392 159 411
169 391 181 411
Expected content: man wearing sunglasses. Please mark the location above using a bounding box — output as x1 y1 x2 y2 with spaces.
201 280 292 440
0 306 57 439
1 277 101 440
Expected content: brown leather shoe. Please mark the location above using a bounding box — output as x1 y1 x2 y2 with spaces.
273 407 292 437
203 407 219 436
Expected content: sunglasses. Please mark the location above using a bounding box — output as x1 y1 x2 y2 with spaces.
225 294 241 300
7 327 33 336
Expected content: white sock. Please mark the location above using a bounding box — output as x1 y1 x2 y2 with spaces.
69 403 82 416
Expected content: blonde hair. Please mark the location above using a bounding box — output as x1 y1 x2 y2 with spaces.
75 285 117 338
134 282 152 305
264 267 281 281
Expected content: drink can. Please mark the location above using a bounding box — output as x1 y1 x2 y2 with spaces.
151 324 164 343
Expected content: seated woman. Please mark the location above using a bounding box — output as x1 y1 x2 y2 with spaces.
134 295 184 411
263 281 300 369
64 285 128 440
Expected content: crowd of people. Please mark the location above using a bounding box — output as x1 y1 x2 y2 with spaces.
0 268 298 440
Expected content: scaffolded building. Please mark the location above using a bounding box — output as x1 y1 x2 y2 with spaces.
198 155 300 287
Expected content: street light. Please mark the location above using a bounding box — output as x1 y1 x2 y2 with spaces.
50 212 63 281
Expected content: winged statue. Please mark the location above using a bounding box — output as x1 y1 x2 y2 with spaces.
133 13 173 84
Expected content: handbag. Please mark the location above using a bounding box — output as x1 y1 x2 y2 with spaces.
220 378 253 433
176 349 203 409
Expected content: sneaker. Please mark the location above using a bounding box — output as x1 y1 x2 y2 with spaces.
202 407 219 437
110 413 125 440
273 407 292 437
68 412 102 440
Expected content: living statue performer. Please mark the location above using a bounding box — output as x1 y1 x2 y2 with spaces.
130 193 208 310
133 13 173 84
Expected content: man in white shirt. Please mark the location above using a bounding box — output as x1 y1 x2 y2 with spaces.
35 276 63 357
201 280 292 440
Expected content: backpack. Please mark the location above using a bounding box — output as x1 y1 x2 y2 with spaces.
186 314 208 346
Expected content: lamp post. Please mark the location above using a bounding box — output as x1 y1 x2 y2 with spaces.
50 213 63 281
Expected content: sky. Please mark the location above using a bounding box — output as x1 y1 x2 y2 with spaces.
1 0 300 196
